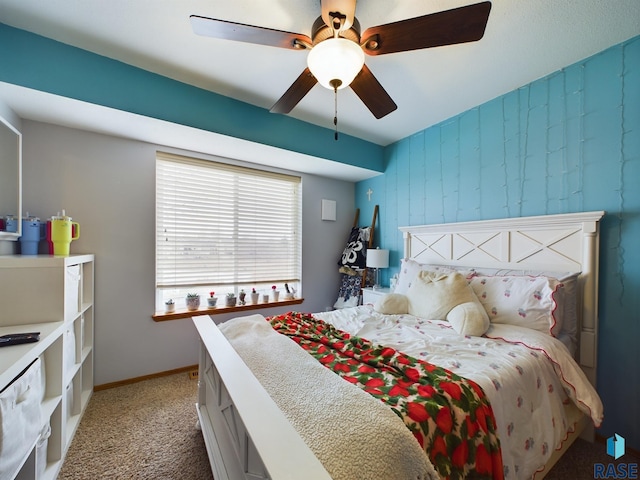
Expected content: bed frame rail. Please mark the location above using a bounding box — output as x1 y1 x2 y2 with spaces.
193 315 332 480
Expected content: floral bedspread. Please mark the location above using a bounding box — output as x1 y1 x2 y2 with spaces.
268 311 504 480
315 305 604 479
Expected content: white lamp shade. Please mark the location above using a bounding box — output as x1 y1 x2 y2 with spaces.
366 249 389 269
307 38 365 90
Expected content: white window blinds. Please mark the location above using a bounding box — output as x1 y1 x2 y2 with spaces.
156 152 301 290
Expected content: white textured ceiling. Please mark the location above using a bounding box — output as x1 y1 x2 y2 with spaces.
0 0 639 149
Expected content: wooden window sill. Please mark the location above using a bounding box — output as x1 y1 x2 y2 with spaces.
152 297 304 322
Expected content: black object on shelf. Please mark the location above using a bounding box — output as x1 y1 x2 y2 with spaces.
0 332 40 347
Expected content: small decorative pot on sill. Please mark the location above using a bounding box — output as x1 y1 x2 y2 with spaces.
225 293 237 307
284 283 294 300
165 299 175 313
238 289 246 305
250 288 259 304
271 285 280 302
207 292 217 308
186 293 201 311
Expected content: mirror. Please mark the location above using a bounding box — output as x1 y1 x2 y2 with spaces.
0 113 21 240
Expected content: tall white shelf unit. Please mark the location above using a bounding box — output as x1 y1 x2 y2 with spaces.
0 254 94 480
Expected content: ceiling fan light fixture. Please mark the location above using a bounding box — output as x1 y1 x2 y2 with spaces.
307 38 365 90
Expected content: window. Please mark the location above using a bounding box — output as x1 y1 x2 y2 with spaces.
155 152 301 309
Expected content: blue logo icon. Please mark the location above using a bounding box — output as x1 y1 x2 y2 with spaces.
607 434 625 460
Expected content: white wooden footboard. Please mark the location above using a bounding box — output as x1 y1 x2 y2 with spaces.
192 315 332 480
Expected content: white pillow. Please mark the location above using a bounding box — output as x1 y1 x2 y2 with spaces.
395 258 430 295
373 293 409 315
406 271 489 336
469 275 563 336
464 268 579 340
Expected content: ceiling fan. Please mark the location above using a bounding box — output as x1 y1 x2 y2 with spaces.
191 0 491 120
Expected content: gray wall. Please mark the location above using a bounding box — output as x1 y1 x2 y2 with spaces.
20 120 355 385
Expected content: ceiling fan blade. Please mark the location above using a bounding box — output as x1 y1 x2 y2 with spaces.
270 68 318 114
361 1 491 56
190 15 312 50
350 64 397 119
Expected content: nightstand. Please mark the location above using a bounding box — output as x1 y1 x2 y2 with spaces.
361 287 391 305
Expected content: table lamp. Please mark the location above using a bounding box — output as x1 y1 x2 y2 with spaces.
366 248 389 290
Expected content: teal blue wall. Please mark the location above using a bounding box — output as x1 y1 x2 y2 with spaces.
0 23 383 172
357 36 640 450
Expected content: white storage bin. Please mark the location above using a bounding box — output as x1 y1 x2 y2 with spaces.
0 358 43 480
64 264 81 318
36 422 50 479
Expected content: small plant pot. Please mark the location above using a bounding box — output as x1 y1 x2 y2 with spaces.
251 293 260 304
225 297 237 307
186 298 200 311
165 303 175 313
207 297 217 308
262 294 269 303
272 290 280 302
239 293 246 305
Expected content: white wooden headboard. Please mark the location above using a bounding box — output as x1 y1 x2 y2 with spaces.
399 211 605 388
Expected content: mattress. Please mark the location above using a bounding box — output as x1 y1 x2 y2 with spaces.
314 305 602 480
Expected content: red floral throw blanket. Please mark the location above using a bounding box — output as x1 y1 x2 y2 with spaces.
268 312 504 480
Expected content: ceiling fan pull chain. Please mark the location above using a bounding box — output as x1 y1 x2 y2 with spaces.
334 86 338 140
330 79 342 141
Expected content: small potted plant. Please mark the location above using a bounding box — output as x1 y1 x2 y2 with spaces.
186 293 200 311
207 291 217 308
250 287 260 304
225 292 237 307
165 298 175 313
271 285 280 302
284 283 295 300
238 289 246 305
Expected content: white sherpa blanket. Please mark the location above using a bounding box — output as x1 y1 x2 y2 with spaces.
219 314 439 480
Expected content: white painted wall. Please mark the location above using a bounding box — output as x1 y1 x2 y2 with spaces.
20 120 355 385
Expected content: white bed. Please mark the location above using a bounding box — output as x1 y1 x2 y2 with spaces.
192 210 605 480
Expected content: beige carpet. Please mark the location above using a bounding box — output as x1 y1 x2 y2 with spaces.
59 373 214 480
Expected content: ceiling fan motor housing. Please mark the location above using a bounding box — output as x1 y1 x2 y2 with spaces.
321 0 356 31
311 16 360 46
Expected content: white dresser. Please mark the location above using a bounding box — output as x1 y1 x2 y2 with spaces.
0 255 94 480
